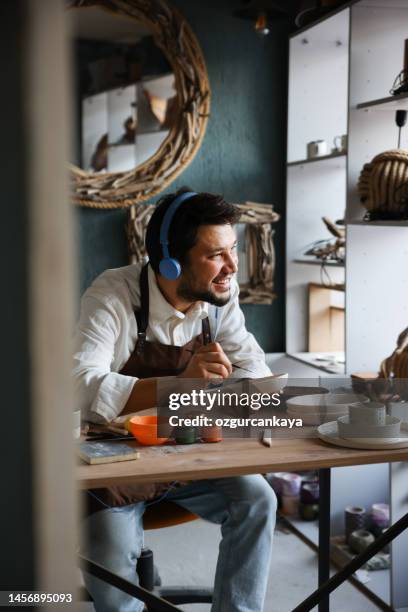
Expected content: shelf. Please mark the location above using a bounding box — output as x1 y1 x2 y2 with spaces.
293 258 345 267
287 352 345 375
281 514 319 545
347 220 408 228
287 152 346 167
285 6 407 606
356 92 408 111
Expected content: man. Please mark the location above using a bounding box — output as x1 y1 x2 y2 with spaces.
74 188 277 612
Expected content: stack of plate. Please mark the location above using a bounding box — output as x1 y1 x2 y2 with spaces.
286 393 367 426
318 419 408 449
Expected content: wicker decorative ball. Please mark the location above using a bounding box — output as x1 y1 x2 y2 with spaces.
380 327 408 400
358 149 408 220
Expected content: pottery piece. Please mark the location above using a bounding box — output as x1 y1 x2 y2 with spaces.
349 401 386 426
337 415 401 440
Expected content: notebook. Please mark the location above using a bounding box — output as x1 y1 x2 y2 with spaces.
78 441 140 465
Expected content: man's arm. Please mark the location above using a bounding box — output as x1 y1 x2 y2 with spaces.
73 294 233 421
72 294 141 423
121 344 233 414
120 378 158 415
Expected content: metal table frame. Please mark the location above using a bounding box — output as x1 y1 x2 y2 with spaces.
78 467 408 611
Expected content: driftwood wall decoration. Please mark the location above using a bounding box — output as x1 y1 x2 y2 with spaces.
68 0 210 209
127 201 280 304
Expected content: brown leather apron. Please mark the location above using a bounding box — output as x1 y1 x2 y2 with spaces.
86 263 212 515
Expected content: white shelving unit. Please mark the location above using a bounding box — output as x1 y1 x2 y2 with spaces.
292 257 344 267
356 92 408 111
286 9 348 370
288 151 347 167
286 2 408 609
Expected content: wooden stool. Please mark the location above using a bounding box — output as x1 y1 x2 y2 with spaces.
137 500 213 606
81 500 213 608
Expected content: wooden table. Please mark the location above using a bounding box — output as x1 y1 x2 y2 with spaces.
77 436 408 489
78 437 408 611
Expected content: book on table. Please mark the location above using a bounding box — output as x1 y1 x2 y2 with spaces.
78 441 140 465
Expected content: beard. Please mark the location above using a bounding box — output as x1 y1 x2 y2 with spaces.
177 270 232 307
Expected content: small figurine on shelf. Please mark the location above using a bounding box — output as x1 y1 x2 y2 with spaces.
390 39 408 96
303 216 345 263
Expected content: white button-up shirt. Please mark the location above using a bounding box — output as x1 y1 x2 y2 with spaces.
73 263 271 423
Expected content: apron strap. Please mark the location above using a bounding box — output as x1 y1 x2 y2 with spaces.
135 263 149 353
135 263 212 348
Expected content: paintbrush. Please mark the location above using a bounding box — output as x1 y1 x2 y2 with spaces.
87 423 130 437
85 433 132 442
261 429 272 447
185 348 257 374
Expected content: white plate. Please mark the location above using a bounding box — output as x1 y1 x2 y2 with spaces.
287 393 367 412
287 410 348 425
287 405 349 421
318 421 408 450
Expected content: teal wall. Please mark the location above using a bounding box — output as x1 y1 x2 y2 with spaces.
76 0 288 352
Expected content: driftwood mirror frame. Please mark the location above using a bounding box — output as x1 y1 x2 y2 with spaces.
68 0 210 209
127 202 280 304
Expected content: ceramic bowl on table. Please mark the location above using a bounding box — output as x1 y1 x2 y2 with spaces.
348 401 386 426
337 415 401 442
128 415 170 445
248 373 289 395
286 393 368 426
280 386 329 412
286 404 350 416
282 386 329 401
286 392 367 412
287 409 349 425
204 373 288 406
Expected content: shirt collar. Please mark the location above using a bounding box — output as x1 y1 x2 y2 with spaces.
148 264 209 324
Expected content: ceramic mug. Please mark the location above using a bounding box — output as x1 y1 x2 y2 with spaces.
349 401 386 426
333 134 347 153
307 140 327 158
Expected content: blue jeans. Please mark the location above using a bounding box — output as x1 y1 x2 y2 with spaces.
81 475 277 612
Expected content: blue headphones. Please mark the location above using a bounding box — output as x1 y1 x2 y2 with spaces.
159 191 197 280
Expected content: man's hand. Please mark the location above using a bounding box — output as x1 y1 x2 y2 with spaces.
179 342 233 379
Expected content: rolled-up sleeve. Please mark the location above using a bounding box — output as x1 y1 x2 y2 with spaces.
72 295 137 423
215 282 272 378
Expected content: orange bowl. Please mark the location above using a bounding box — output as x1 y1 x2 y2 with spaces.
128 415 169 446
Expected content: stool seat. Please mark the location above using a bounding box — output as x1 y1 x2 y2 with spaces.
143 500 198 530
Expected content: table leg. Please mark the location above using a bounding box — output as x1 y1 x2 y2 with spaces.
293 509 408 611
318 467 331 612
78 554 182 611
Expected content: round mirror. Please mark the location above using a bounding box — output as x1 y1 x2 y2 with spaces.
67 0 210 209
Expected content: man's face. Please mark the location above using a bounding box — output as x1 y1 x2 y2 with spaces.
177 224 238 306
